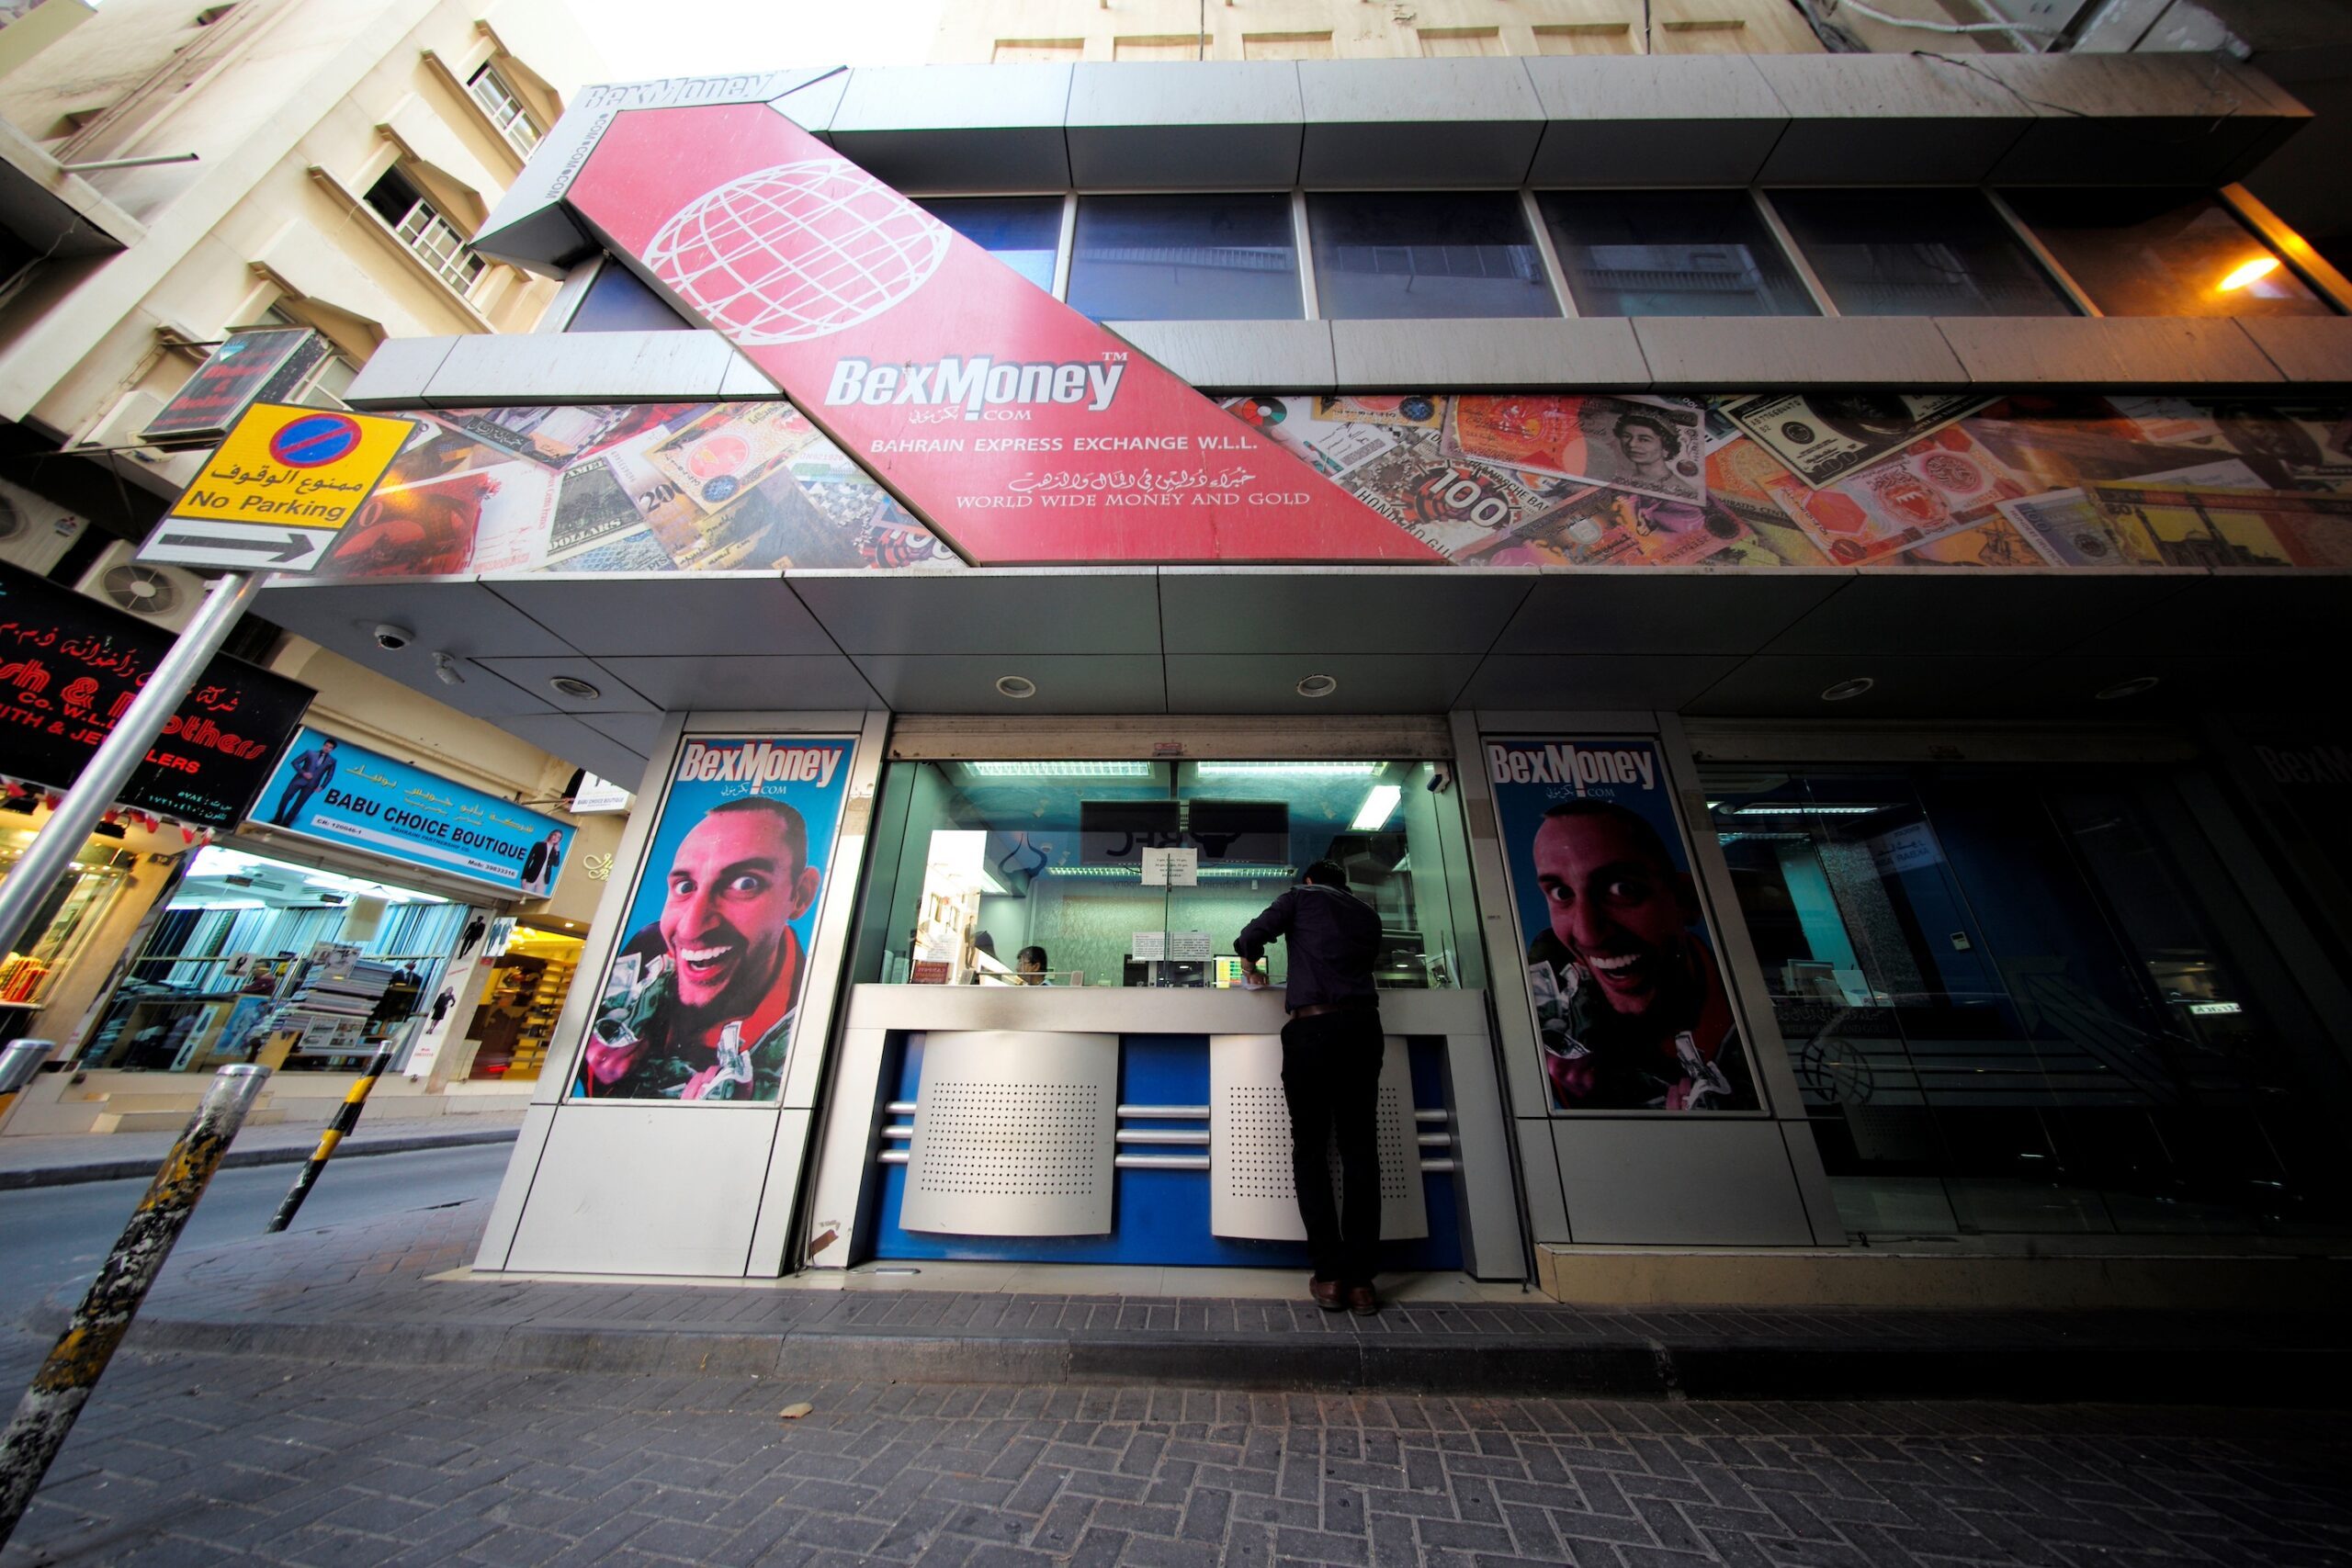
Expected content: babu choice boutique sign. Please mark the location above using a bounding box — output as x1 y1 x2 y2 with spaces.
0 560 312 828
563 104 1434 565
255 727 575 897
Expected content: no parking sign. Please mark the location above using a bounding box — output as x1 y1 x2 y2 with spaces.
140 401 414 574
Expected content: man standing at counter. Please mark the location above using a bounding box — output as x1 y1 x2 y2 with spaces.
1236 859 1385 1315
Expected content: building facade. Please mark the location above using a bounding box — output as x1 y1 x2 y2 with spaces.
0 0 628 1134
248 12 2352 1303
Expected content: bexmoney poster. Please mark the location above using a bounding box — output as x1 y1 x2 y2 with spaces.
571 735 854 1103
1486 737 1758 1113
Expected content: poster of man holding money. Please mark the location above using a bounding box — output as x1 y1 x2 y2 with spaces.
1487 738 1758 1113
572 736 854 1103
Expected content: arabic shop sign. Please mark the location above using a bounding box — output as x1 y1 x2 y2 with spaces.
141 330 334 446
254 726 577 897
0 561 314 829
141 402 416 575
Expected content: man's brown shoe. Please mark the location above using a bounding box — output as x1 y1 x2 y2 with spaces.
1310 1278 1344 1312
1346 1285 1380 1316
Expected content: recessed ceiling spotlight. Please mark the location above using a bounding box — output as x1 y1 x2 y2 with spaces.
1295 673 1339 699
548 675 601 701
2094 675 2160 701
1820 677 1874 703
994 675 1037 700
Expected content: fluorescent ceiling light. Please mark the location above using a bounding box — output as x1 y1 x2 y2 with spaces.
1194 761 1384 777
1731 804 1886 817
1351 784 1402 831
963 761 1156 777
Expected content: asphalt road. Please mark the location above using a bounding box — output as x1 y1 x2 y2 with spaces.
0 1142 509 1332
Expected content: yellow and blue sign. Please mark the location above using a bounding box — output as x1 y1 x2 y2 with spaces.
141 401 414 574
255 727 575 897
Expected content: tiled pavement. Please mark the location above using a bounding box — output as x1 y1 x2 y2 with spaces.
2 1345 2348 1568
10 1199 2352 1405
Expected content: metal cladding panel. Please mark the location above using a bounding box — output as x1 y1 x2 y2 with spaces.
485 574 838 658
343 336 457 409
504 1103 783 1273
1931 317 2286 389
831 63 1075 190
1329 320 1649 392
901 1031 1118 1237
1068 62 1304 188
1108 321 1338 392
1156 567 1533 654
790 570 1164 655
1208 1033 1427 1244
474 656 659 713
256 578 572 660
1551 1118 1815 1247
1523 56 1788 187
564 102 1438 566
2235 317 2352 384
1493 570 1847 656
1164 653 1483 715
595 655 882 710
1759 570 2207 658
421 331 741 406
1631 317 1968 389
850 653 1170 715
1296 59 1544 187
1455 654 1746 713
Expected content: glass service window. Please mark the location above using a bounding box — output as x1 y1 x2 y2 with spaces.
468 63 542 154
1535 189 1816 317
1306 191 1558 321
1065 194 1303 321
1768 188 2075 317
863 760 1465 991
363 167 484 297
914 197 1063 294
2000 188 2334 319
1702 763 2346 1239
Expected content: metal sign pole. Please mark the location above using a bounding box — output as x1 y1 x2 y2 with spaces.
0 571 264 962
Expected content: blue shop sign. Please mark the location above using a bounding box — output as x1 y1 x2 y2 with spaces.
254 727 574 897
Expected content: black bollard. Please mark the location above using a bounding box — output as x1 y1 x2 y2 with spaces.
0 1063 269 1550
265 1046 393 1234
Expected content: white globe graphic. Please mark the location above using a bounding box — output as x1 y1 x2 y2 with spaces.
644 161 950 345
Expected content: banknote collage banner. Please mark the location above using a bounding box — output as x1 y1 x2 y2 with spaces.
305 391 2352 579
1224 392 2352 572
311 400 964 580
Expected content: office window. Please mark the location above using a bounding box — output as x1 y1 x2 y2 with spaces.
567 259 695 333
2002 188 2335 319
915 197 1062 294
1537 189 1816 317
468 63 541 155
1769 188 2075 318
1066 194 1302 321
362 167 484 297
1307 191 1558 321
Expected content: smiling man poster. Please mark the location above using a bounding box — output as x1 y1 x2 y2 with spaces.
571 737 854 1102
1487 738 1758 1112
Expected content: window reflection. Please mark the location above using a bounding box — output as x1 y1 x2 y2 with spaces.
1306 191 1558 321
1067 194 1303 321
915 196 1063 293
1536 189 1816 318
869 760 1461 990
1703 763 2338 1239
1767 188 2076 318
2001 187 2333 319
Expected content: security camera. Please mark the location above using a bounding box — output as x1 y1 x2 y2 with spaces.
1427 764 1453 795
373 623 414 652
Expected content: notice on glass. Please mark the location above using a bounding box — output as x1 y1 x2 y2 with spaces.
1140 847 1199 886
1168 931 1213 963
1131 931 1168 961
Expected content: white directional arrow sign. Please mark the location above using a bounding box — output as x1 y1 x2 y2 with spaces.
141 524 330 573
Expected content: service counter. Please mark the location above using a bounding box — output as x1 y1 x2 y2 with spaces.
803 984 1523 1279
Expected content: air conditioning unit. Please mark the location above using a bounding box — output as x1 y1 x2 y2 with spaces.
0 477 86 574
76 539 205 632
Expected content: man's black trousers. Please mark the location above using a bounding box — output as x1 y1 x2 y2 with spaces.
1279 1006 1384 1289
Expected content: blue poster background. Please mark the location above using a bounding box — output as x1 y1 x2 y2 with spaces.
1485 736 1758 1112
571 735 855 1102
254 726 574 897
